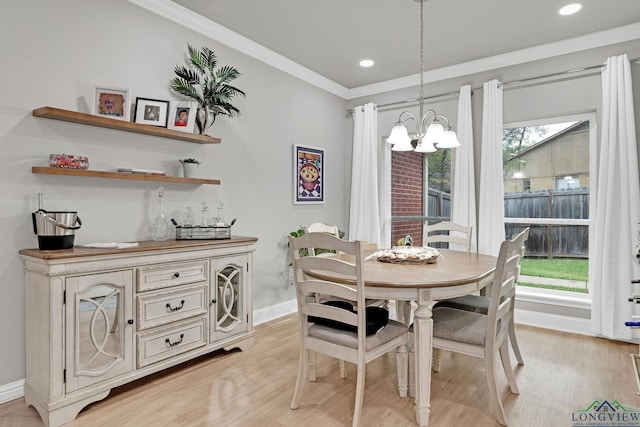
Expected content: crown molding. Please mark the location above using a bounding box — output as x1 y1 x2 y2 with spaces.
129 1 640 101
127 0 350 99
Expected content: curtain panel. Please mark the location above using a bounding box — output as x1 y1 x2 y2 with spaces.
349 103 381 245
451 84 477 252
591 54 640 340
478 79 505 256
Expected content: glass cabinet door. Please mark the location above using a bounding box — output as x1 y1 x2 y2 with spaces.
210 255 246 341
65 270 133 392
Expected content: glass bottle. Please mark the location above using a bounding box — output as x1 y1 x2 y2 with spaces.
216 201 225 225
201 202 208 227
151 187 171 241
184 207 194 227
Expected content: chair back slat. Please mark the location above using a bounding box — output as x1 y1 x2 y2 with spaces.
303 303 357 327
299 279 357 302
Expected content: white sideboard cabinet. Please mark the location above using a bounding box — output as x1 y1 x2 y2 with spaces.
20 237 257 427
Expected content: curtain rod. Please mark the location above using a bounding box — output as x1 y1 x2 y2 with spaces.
347 57 640 117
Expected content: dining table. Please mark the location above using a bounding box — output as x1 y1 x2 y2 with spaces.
304 248 497 427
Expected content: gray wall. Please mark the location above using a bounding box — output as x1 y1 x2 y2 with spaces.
0 1 350 386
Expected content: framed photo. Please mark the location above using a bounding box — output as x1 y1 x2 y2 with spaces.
294 145 324 204
133 97 169 127
167 101 197 133
94 86 130 121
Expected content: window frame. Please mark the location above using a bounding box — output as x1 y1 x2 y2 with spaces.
504 112 597 304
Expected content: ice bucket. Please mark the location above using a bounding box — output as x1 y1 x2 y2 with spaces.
32 210 82 250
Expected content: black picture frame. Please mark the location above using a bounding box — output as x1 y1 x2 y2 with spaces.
133 97 170 127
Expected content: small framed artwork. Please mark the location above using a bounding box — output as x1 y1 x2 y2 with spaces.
167 101 197 133
133 97 169 128
94 86 131 121
133 97 169 127
294 145 324 204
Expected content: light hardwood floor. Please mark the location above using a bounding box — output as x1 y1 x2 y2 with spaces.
1 314 639 427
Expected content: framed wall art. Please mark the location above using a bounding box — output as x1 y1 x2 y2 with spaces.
133 97 169 127
94 86 130 121
294 145 324 204
167 101 197 133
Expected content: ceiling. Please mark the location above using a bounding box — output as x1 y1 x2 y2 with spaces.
171 0 640 91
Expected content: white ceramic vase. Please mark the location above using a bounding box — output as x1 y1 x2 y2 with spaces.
183 163 198 178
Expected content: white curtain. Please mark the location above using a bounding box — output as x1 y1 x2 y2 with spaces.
379 126 392 250
349 103 381 245
451 85 477 252
477 79 505 256
591 54 640 340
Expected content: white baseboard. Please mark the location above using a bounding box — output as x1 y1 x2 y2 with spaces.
515 308 594 336
253 298 297 326
0 379 24 405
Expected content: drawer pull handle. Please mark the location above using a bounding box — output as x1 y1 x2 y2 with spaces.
173 272 180 278
211 299 217 304
127 319 134 325
165 334 185 347
166 300 185 312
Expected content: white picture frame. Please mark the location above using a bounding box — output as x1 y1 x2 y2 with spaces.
167 101 197 133
93 85 131 121
293 144 325 204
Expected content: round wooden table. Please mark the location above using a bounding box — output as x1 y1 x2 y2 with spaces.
305 249 497 426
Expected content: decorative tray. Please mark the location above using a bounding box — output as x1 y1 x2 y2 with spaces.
373 246 440 264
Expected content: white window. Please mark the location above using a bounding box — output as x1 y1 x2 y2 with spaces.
503 113 596 302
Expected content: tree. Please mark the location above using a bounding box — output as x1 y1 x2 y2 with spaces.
502 126 549 178
427 148 451 193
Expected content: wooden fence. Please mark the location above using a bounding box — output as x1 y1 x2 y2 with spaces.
394 188 589 258
505 188 589 258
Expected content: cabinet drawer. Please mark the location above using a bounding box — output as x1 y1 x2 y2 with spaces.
137 284 208 330
137 317 207 367
137 260 207 291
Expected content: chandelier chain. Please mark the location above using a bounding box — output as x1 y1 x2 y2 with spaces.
419 0 424 102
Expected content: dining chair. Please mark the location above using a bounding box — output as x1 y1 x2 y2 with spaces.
289 232 409 427
432 227 530 366
398 221 473 325
407 228 528 425
306 222 341 255
423 220 472 252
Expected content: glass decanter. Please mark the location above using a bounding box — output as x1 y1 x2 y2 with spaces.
151 187 171 241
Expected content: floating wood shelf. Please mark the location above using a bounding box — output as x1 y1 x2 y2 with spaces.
32 106 221 144
32 167 220 185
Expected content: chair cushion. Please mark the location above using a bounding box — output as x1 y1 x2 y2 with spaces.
308 301 390 336
309 319 408 350
431 307 487 346
434 295 489 314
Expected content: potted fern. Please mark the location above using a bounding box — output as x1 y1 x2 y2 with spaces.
170 44 245 134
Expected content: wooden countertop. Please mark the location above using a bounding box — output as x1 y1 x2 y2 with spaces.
19 236 258 260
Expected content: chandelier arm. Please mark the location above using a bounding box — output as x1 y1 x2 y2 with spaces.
397 111 418 126
418 109 437 130
435 114 451 127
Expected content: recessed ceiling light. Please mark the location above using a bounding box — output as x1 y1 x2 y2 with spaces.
559 3 582 15
359 59 374 68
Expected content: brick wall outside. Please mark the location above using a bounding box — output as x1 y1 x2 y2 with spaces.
391 151 424 246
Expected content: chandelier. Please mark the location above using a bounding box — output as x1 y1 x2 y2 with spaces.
386 0 460 153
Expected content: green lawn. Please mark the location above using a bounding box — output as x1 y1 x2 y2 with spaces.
520 258 588 281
